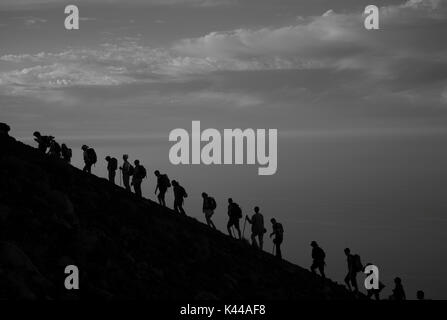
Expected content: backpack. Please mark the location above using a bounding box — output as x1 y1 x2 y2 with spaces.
315 247 326 261
137 165 147 179
67 148 72 159
209 197 217 210
232 203 242 219
353 254 363 272
161 174 171 188
180 186 188 198
87 148 97 164
127 164 134 176
276 223 284 236
110 157 118 171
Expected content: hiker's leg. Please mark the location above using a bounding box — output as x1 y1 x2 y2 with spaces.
235 222 241 239
160 190 166 206
319 265 326 279
137 182 142 197
276 241 282 259
205 214 211 227
227 221 233 237
311 262 317 274
174 200 179 213
123 175 130 191
179 204 185 215
259 234 263 250
344 274 352 291
159 193 164 205
352 273 359 292
251 233 258 247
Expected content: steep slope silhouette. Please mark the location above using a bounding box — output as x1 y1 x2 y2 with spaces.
0 134 357 300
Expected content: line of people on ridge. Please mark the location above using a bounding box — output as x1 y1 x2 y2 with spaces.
30 130 427 300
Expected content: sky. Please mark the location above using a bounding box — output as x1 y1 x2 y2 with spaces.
1 0 447 299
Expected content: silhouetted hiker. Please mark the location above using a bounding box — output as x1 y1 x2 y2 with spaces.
227 198 242 239
48 139 61 159
0 123 10 136
202 192 217 229
310 241 326 279
33 131 52 153
246 206 265 249
172 180 187 215
417 290 425 300
390 277 406 301
344 248 363 293
132 160 147 197
105 156 118 184
61 144 72 163
365 263 385 300
270 218 284 259
120 154 134 191
154 170 171 207
81 145 97 174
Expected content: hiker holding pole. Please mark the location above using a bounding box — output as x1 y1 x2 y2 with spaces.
270 218 284 260
246 206 266 250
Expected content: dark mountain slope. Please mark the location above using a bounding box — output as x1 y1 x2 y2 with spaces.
0 135 355 300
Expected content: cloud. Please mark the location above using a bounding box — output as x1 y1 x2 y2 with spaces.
13 16 48 26
1 0 446 109
0 62 134 103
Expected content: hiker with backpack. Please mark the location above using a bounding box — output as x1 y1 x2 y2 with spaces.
33 131 52 153
344 248 363 293
270 218 284 259
105 156 118 184
246 206 266 250
390 277 406 301
154 170 171 207
202 192 217 229
119 154 134 191
227 198 242 239
310 241 326 279
132 160 147 197
81 145 97 174
172 180 187 215
61 144 72 163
